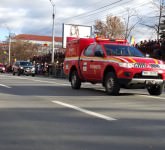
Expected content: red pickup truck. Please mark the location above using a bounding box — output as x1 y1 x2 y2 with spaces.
63 37 165 95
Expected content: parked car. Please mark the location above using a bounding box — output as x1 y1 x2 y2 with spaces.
12 60 35 76
0 63 6 73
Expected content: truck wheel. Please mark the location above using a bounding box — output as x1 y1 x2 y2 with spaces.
32 74 35 77
71 70 81 89
104 72 120 95
147 83 164 96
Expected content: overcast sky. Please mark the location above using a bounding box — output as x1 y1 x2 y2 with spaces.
0 0 161 42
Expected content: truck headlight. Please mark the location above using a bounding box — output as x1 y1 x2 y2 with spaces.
119 63 133 68
31 67 35 71
159 64 165 69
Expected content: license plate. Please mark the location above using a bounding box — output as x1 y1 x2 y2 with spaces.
142 71 158 76
25 69 30 72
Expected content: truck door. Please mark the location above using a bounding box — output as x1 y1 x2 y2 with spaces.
79 44 95 80
91 44 105 80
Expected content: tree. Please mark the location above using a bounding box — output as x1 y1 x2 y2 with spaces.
94 20 107 38
11 40 39 62
0 43 8 64
94 15 125 39
0 39 39 64
140 0 165 39
123 8 142 40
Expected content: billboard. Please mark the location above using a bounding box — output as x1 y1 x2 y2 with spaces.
62 24 92 48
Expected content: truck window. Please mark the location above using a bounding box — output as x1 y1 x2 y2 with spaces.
84 45 94 56
104 44 144 57
94 45 104 57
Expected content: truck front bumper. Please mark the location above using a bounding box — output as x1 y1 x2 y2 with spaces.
118 78 165 89
130 78 164 84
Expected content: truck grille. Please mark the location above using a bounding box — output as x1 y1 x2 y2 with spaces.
134 63 146 68
134 63 160 68
150 64 160 68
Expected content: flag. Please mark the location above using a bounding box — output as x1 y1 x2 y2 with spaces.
130 36 135 46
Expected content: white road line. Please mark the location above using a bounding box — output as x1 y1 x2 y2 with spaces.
27 78 69 86
0 84 11 88
138 95 165 100
1 75 69 86
52 100 116 121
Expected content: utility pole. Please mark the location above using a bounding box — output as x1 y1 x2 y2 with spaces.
49 0 55 63
6 26 11 65
158 0 164 39
8 33 11 64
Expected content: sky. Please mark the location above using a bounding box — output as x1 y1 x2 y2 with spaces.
0 0 162 43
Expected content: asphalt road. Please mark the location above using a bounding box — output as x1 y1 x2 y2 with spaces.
0 73 165 150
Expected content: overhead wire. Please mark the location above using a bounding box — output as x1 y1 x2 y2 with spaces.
61 0 123 21
51 0 160 39
54 0 127 25
82 1 156 25
55 0 153 26
63 0 152 25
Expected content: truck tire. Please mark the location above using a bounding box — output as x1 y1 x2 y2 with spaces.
32 74 35 77
71 70 81 89
147 83 164 96
104 72 120 95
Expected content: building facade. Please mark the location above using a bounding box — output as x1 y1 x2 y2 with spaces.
14 34 64 55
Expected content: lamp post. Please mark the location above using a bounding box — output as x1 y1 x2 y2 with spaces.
6 26 11 65
8 33 11 64
49 0 55 63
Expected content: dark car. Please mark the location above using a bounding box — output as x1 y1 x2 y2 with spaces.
12 61 35 76
0 64 6 73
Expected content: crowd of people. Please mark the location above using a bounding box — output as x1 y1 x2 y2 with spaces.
135 39 165 61
31 52 65 77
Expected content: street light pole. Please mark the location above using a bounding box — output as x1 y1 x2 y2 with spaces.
6 26 11 65
8 34 11 64
49 0 55 63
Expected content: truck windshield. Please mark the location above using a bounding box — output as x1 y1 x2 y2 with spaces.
104 44 144 57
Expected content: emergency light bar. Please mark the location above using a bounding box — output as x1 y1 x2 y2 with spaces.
115 39 127 44
95 37 127 44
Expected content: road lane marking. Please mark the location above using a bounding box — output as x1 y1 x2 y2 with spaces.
27 78 69 86
0 74 69 86
16 76 69 86
2 74 165 99
0 84 11 88
138 95 165 100
52 100 116 121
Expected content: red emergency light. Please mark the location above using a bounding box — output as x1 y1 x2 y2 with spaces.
95 37 127 44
